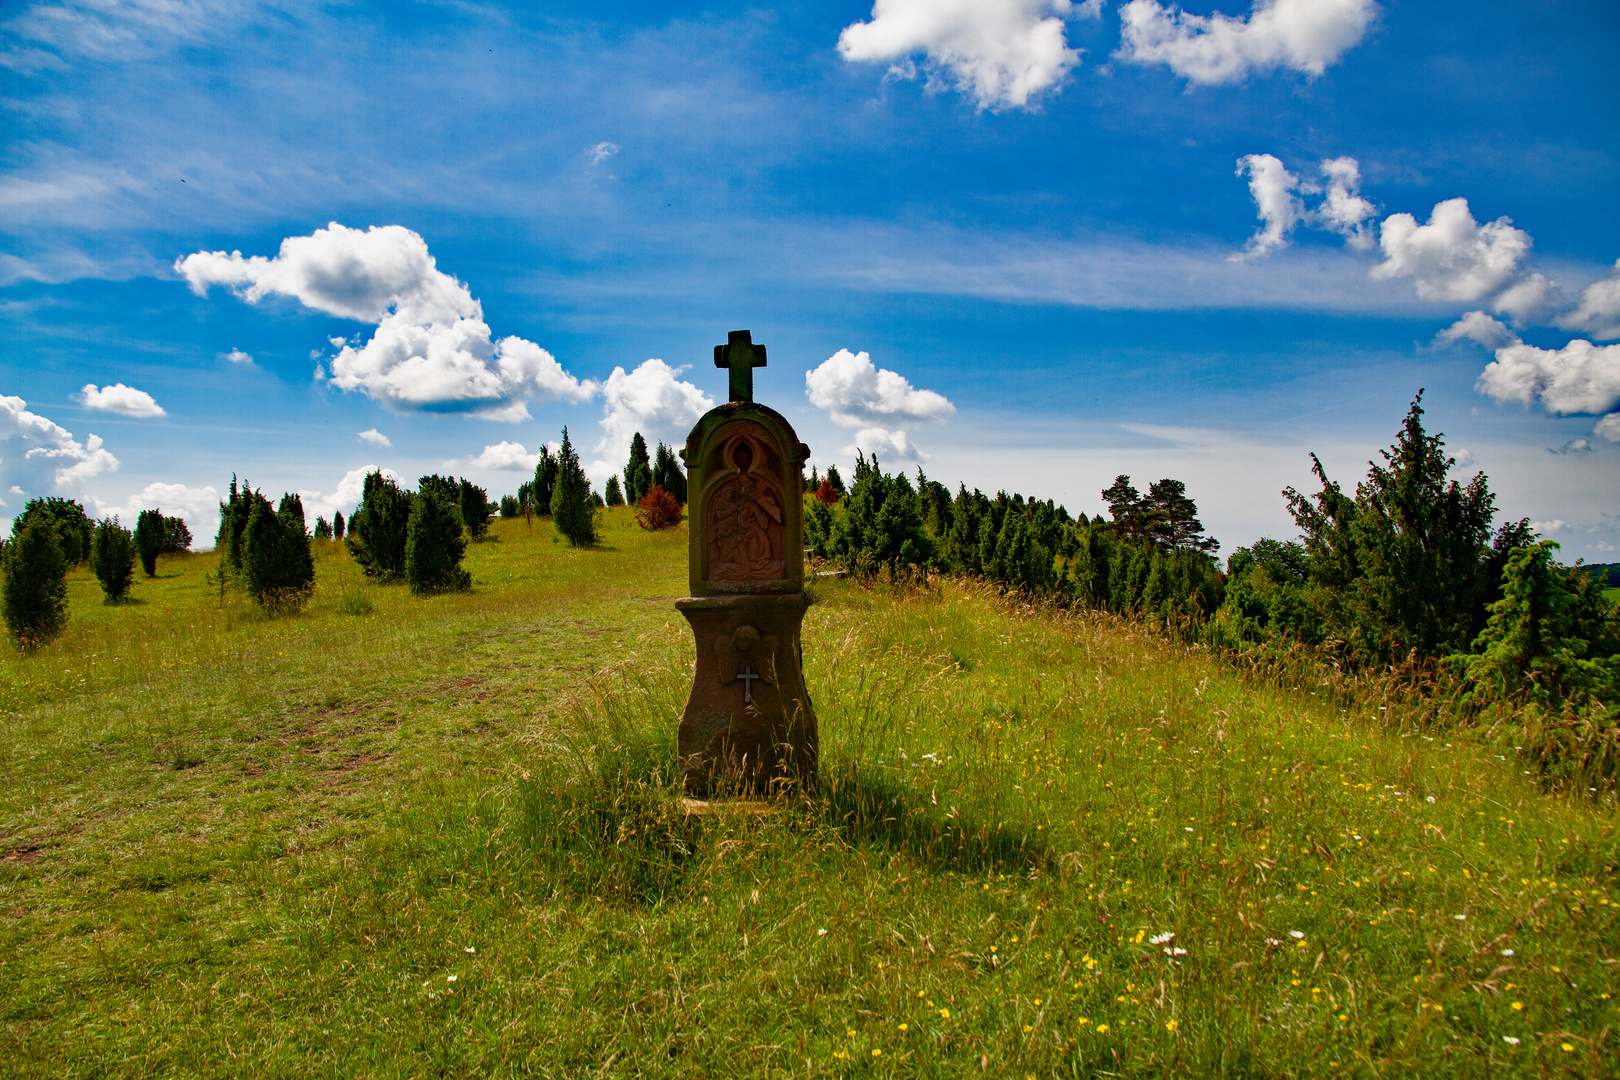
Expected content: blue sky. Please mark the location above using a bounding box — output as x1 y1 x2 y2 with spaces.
3 0 1617 557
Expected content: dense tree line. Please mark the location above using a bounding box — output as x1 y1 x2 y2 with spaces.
806 394 1618 785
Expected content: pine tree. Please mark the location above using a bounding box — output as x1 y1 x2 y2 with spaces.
533 447 560 516
550 427 598 546
624 433 653 505
2 515 69 649
346 471 413 580
134 508 166 576
604 475 625 506
652 441 687 504
333 510 346 539
406 487 471 594
90 517 138 602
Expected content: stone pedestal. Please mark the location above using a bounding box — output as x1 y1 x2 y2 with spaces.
675 331 817 797
674 593 815 796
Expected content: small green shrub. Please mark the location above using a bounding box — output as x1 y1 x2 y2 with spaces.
90 516 137 603
334 591 375 616
2 515 68 648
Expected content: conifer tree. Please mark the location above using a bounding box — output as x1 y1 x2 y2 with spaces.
652 441 687 504
215 476 255 579
551 427 598 546
406 487 471 594
825 465 846 499
459 479 491 539
2 515 69 649
333 510 345 539
346 471 413 580
533 447 560 516
624 433 653 505
134 508 166 576
243 492 315 611
604 475 625 507
313 516 333 540
162 515 192 553
90 516 138 602
13 498 93 566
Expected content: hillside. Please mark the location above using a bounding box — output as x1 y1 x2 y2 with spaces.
1 511 1617 1078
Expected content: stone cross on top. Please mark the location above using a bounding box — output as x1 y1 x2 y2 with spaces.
714 329 766 403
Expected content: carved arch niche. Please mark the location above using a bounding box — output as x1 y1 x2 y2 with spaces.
702 421 786 583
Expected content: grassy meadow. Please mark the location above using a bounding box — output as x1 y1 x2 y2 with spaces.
2 510 1617 1078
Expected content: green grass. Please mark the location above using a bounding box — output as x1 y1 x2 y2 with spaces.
1604 586 1619 606
2 510 1617 1077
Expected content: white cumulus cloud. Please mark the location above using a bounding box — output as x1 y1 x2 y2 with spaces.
589 141 619 165
1435 310 1518 350
221 348 254 365
1233 154 1376 258
1475 338 1620 416
357 428 391 447
805 348 954 459
1559 259 1620 341
838 0 1082 110
76 382 165 418
1531 519 1567 535
1547 438 1591 456
0 394 119 495
1234 154 1304 258
1118 0 1377 85
1314 156 1376 250
95 482 220 548
299 465 401 525
1370 198 1531 303
176 223 597 415
465 441 538 471
594 358 714 475
1593 413 1620 443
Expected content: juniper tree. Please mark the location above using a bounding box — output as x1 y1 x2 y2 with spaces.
652 441 686 505
134 508 166 576
162 515 192 553
405 487 471 594
242 492 315 612
332 510 345 539
604 475 625 507
13 498 93 566
550 427 598 546
458 479 491 539
2 515 68 649
313 516 333 540
499 495 521 518
346 471 413 580
90 516 137 602
532 447 560 516
624 433 652 505
215 477 255 579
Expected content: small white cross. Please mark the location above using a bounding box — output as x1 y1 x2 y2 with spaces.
737 663 760 703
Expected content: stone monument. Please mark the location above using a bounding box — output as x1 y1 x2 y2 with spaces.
675 330 818 797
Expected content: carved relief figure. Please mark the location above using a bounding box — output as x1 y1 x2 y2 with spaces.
707 438 784 581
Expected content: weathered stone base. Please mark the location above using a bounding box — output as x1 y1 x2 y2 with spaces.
674 593 818 798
